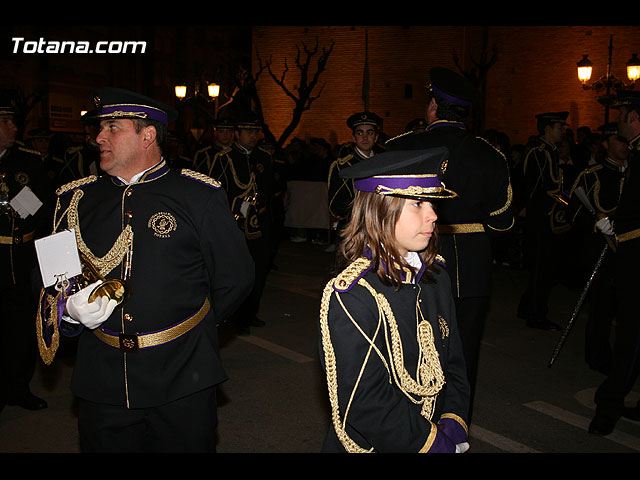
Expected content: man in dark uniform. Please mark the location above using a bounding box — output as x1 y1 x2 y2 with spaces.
0 104 51 415
589 91 640 435
517 111 571 331
567 122 628 375
193 117 235 175
385 67 514 421
26 127 66 189
60 110 102 184
35 87 254 452
327 112 382 240
208 115 275 335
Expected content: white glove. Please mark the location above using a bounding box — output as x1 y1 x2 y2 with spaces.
65 281 118 329
595 217 615 236
455 442 470 453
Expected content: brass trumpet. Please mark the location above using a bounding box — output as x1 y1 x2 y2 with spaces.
78 252 130 307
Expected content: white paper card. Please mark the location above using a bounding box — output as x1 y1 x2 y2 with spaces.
34 229 83 288
10 186 43 219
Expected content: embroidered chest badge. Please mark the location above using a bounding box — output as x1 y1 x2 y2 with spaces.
15 172 30 185
148 212 177 238
438 315 449 339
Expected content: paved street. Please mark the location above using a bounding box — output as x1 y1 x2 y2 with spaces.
1 237 639 454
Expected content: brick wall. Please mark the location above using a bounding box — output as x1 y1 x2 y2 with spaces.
253 26 640 148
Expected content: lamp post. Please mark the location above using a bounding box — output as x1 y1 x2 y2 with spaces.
577 35 640 123
174 77 221 144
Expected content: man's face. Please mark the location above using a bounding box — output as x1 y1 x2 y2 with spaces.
352 125 378 154
96 119 146 178
606 135 630 163
235 128 260 151
0 116 17 152
31 138 50 156
547 122 565 144
617 106 637 141
214 128 234 147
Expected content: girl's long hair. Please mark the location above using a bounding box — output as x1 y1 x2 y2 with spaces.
336 190 439 286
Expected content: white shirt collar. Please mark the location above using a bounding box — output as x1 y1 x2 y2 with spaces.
117 159 163 185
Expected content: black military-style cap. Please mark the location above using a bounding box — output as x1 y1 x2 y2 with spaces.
428 67 479 107
27 127 53 139
347 111 382 131
598 122 621 137
213 117 236 129
405 118 428 133
235 112 263 131
90 87 178 126
0 104 16 116
612 90 640 109
340 147 458 200
535 111 569 125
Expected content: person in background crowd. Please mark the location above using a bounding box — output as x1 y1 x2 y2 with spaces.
589 91 640 436
517 111 571 331
386 67 514 422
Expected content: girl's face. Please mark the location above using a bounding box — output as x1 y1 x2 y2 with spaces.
394 198 437 257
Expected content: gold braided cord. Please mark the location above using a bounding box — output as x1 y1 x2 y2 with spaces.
66 189 133 277
359 279 444 419
319 274 445 453
35 289 60 366
319 279 373 453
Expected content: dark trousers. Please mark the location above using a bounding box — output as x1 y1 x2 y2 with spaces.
78 386 219 452
0 280 37 404
584 255 615 374
454 295 489 423
518 224 563 322
594 241 640 418
235 234 271 327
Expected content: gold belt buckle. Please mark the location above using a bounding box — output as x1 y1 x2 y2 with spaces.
119 333 139 353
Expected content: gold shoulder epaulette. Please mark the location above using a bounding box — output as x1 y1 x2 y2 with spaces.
385 130 412 145
56 175 99 196
18 145 42 156
337 153 354 166
65 145 83 156
333 257 373 292
476 136 507 160
258 145 273 156
195 145 212 155
435 254 446 265
180 168 221 188
585 164 603 174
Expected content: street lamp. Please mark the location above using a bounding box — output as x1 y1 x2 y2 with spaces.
174 78 221 143
577 35 639 122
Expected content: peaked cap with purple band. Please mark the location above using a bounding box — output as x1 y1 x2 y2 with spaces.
339 147 458 200
427 67 479 107
89 87 178 126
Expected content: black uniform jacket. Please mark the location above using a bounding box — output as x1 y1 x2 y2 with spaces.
36 160 254 408
386 121 514 298
0 144 53 287
209 144 275 240
319 251 470 453
521 136 570 233
568 157 625 265
614 133 640 246
327 143 372 221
